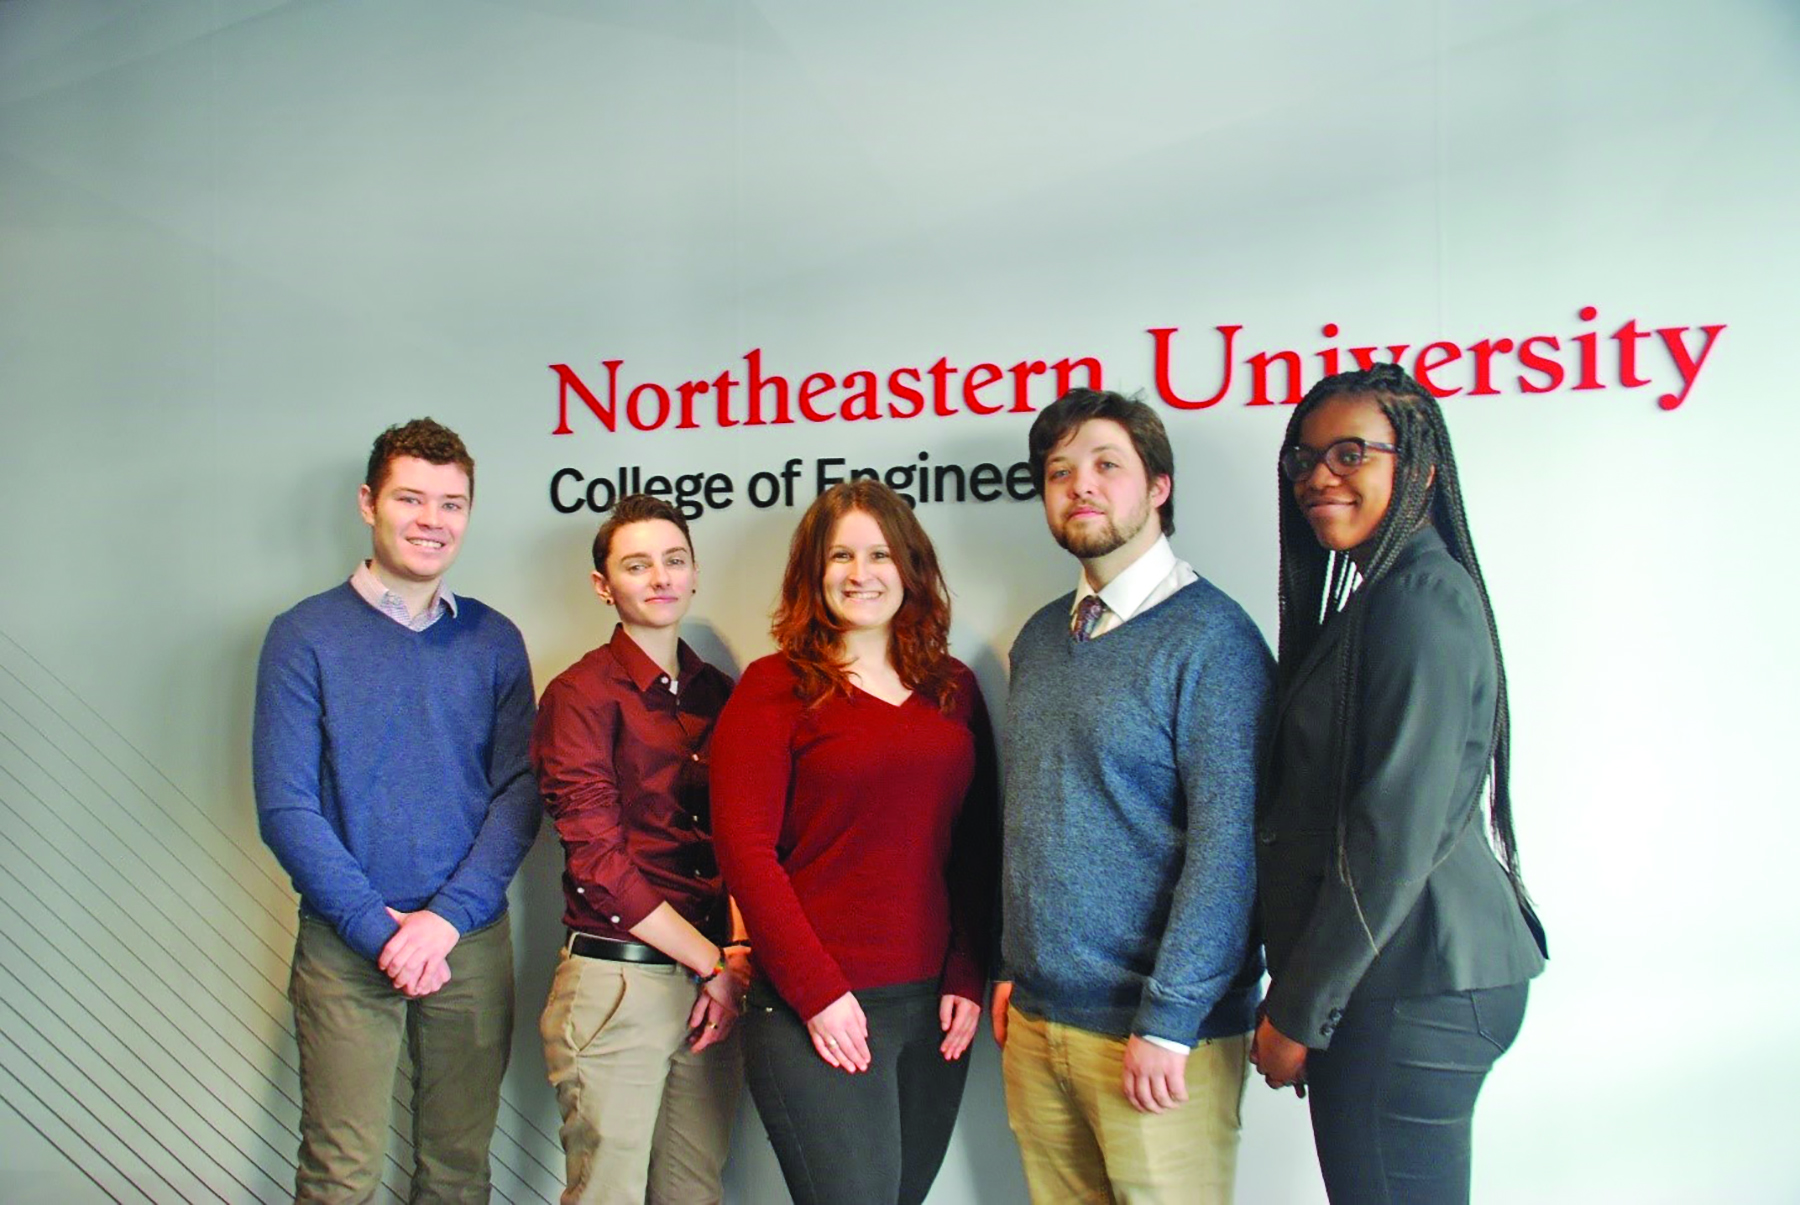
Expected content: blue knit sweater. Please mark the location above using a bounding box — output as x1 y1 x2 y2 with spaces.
253 583 540 961
1002 577 1273 1043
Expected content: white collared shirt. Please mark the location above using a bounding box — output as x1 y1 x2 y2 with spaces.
1069 535 1198 639
350 561 458 632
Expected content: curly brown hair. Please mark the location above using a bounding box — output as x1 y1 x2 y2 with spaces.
772 480 958 711
365 418 475 501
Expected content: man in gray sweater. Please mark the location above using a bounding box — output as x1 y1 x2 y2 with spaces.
995 389 1273 1205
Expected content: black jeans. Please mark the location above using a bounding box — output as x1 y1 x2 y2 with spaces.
742 979 970 1205
1305 982 1529 1205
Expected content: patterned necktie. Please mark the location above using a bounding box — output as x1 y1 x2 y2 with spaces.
1072 594 1107 642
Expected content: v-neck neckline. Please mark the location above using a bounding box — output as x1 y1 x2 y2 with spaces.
850 682 915 710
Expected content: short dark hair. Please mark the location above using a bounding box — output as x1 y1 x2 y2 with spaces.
592 493 695 574
1027 389 1176 535
365 418 475 501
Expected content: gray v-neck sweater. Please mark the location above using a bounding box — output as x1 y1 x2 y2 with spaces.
1001 576 1273 1042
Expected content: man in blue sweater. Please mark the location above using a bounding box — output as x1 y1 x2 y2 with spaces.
995 390 1273 1205
254 419 540 1203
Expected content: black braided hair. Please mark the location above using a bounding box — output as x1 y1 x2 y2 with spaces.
1276 363 1528 927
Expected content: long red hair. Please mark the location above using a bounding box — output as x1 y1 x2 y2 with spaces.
772 480 958 710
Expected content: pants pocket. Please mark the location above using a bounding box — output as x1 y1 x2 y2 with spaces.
544 954 631 1056
1469 982 1529 1057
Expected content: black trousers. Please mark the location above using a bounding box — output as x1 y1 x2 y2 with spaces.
742 979 970 1205
1305 982 1529 1205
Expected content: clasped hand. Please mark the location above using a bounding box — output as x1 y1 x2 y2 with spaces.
379 907 459 997
687 948 751 1052
1249 1015 1308 1096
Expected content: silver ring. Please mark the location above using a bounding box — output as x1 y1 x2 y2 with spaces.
826 1037 840 1048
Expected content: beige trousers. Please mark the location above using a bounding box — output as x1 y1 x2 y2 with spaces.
539 950 743 1205
1001 1003 1249 1205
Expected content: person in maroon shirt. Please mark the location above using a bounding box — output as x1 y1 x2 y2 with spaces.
712 479 999 1205
532 494 749 1205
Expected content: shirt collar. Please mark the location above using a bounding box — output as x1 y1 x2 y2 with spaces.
350 561 457 624
1072 534 1178 624
606 623 695 694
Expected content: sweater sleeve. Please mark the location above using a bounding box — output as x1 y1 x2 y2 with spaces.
1263 575 1492 1049
425 617 542 934
253 613 396 961
711 659 852 1020
941 671 999 1003
1132 615 1273 1043
531 668 665 929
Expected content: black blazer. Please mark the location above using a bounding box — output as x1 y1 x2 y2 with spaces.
1257 528 1546 1049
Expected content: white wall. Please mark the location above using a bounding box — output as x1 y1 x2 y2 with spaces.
2 2 1796 1201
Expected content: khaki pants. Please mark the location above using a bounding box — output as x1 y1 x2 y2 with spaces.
540 950 743 1205
1001 1003 1248 1205
288 913 514 1205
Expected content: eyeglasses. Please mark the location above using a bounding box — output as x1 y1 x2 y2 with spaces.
1280 438 1399 482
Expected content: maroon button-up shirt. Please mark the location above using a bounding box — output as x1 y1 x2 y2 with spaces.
532 625 733 941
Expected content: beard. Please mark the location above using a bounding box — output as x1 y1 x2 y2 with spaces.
1052 501 1151 560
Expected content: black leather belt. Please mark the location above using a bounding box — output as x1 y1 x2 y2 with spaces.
566 931 676 966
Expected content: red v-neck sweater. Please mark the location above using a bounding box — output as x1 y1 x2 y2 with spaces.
711 654 998 1021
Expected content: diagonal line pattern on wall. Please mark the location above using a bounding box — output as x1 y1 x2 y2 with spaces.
0 809 299 1202
0 763 300 1039
0 956 281 1202
0 627 561 1200
0 900 298 1186
0 1058 157 1205
0 1008 213 1202
0 707 294 974
0 797 448 1201
0 628 297 919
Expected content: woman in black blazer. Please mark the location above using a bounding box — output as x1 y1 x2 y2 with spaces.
1249 364 1546 1204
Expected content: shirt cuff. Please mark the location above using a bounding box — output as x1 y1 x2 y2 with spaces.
1140 1034 1192 1055
607 875 667 932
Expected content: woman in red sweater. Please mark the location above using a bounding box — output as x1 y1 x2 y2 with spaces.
711 479 997 1205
